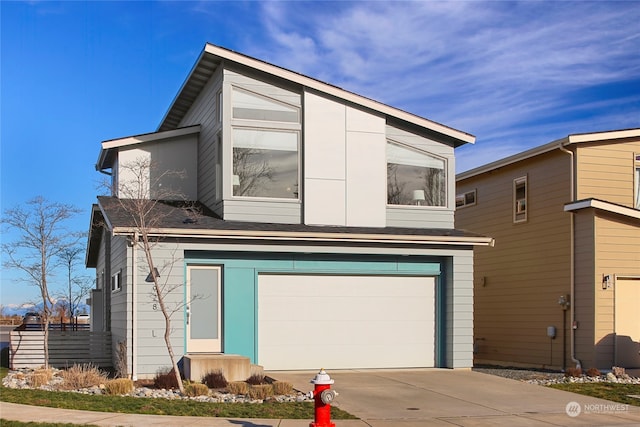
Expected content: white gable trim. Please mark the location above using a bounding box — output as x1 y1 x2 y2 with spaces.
564 198 640 220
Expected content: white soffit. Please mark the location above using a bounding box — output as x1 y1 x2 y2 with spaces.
564 199 640 220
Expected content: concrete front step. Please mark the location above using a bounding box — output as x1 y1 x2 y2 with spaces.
183 353 263 382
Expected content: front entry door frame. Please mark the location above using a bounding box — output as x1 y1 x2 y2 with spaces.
186 265 222 353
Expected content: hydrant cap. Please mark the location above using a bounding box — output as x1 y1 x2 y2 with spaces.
310 368 335 385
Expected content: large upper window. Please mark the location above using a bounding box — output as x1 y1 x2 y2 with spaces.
232 128 298 198
387 141 446 207
231 86 300 200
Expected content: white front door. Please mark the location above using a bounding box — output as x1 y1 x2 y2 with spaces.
186 265 222 353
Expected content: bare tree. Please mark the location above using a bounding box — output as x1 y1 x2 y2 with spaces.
110 157 198 393
1 196 81 368
58 246 92 323
233 148 274 196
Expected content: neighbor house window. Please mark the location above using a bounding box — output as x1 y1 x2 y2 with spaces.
514 176 527 222
387 141 446 206
456 189 476 208
111 270 122 292
634 154 640 209
231 87 300 200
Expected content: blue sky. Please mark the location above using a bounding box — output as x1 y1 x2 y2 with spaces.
1 1 639 307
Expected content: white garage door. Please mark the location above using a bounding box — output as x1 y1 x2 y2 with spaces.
258 274 436 370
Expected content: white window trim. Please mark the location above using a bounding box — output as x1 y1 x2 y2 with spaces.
111 270 122 293
634 153 640 210
386 139 448 208
513 175 528 223
456 189 477 209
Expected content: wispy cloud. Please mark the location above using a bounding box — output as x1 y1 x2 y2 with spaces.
238 1 640 172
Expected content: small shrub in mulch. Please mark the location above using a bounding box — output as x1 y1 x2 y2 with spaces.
60 364 108 390
272 381 293 395
105 378 134 395
246 373 266 385
153 368 180 389
247 384 274 400
585 367 601 377
565 367 582 377
202 369 228 389
227 381 249 395
184 382 209 397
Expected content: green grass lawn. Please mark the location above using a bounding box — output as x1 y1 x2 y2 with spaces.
548 382 640 407
0 367 357 420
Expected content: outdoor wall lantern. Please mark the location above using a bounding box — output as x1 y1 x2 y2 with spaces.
558 295 570 310
602 274 612 290
146 268 160 283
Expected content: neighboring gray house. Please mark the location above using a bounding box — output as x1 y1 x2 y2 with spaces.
86 43 492 379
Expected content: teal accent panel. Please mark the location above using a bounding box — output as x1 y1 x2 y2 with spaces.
223 267 256 360
186 251 445 366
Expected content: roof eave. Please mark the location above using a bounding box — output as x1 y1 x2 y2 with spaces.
111 226 495 247
158 43 474 146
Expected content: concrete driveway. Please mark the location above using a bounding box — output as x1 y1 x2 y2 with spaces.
269 368 640 426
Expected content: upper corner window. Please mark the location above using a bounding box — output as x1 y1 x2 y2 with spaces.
513 176 527 222
386 141 446 207
456 190 476 208
634 154 640 209
232 87 299 123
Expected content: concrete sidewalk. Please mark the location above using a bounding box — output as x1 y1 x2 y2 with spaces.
1 369 639 426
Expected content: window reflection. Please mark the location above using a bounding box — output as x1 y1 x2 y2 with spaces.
387 142 446 206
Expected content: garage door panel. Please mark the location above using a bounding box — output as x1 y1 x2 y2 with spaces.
258 274 436 370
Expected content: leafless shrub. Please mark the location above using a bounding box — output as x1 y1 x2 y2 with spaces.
247 384 274 400
585 367 601 377
246 373 266 385
184 382 209 397
27 369 53 388
154 367 180 389
227 381 249 395
105 378 134 395
60 364 107 390
272 381 293 395
564 367 582 378
202 370 228 389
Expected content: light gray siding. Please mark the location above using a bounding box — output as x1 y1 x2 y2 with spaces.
132 242 186 378
445 250 475 368
179 67 223 213
109 235 130 370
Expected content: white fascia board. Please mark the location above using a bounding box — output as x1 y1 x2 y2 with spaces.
111 226 495 247
564 199 640 219
96 125 201 171
457 138 567 180
568 128 640 143
101 125 201 149
203 44 474 145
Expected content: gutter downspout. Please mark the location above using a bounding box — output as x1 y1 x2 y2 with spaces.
131 232 138 381
558 142 582 369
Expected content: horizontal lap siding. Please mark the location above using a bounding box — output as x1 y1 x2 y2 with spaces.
179 68 223 214
576 139 640 208
110 236 129 368
456 151 572 368
593 212 640 368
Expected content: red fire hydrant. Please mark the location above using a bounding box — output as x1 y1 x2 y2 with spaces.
308 368 338 427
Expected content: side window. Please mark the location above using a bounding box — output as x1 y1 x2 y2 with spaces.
456 190 476 208
514 176 527 223
111 270 122 292
634 154 640 209
387 141 446 207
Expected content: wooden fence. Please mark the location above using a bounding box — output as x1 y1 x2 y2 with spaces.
10 330 112 369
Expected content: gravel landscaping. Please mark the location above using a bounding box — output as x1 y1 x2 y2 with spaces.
2 368 313 404
473 365 640 386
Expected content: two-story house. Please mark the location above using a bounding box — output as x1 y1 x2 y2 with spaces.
86 43 493 380
456 128 640 372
